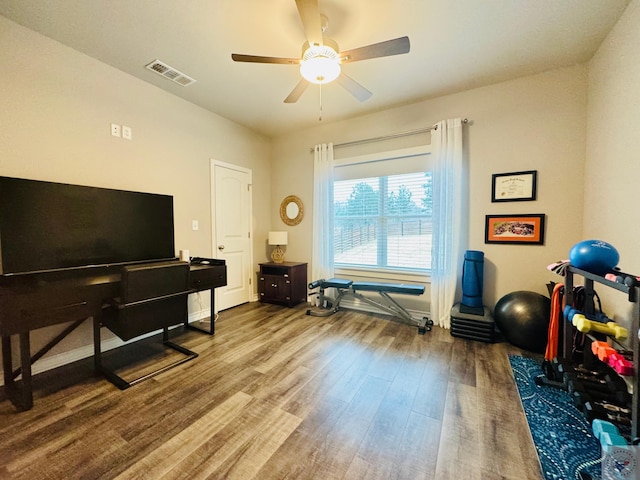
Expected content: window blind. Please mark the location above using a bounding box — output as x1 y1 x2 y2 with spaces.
334 169 432 272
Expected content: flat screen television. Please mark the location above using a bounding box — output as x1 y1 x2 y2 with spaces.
0 176 176 276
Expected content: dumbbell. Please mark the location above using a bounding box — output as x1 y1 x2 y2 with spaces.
553 358 569 375
596 372 628 392
623 276 640 287
592 419 629 447
543 358 587 382
563 371 625 389
605 273 626 284
555 357 610 378
591 340 616 361
568 379 631 406
605 272 640 287
541 358 562 382
573 315 628 341
534 375 564 389
608 352 634 376
585 407 632 427
555 359 595 377
564 306 579 322
566 373 629 396
589 341 634 375
585 400 630 416
564 306 610 323
571 389 631 409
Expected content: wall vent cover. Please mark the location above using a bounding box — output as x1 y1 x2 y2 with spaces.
145 60 196 87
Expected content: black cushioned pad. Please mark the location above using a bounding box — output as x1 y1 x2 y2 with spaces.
319 278 353 289
351 281 425 295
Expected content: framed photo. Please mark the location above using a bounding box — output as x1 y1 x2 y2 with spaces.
491 170 537 202
485 214 545 245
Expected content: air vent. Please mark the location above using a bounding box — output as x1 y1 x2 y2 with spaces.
145 60 196 87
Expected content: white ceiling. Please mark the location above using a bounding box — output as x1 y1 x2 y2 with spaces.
0 0 630 138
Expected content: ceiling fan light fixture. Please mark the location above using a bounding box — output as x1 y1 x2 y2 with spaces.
300 40 341 84
300 57 340 84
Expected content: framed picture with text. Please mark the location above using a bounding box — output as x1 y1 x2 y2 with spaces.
485 214 545 245
491 170 537 202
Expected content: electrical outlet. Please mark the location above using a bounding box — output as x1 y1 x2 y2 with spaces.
111 123 121 137
122 125 132 140
192 220 199 231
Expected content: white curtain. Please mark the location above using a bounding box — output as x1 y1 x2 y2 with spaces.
311 143 334 300
430 118 464 328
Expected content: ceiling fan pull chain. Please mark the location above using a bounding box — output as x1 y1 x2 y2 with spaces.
319 84 323 122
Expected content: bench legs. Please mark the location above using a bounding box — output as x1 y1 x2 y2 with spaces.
307 284 433 334
306 285 349 317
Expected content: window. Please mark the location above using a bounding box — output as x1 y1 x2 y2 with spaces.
333 148 432 273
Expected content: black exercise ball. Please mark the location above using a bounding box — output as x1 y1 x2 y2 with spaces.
494 291 551 353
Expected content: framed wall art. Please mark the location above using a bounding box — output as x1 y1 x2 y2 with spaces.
491 170 537 202
485 214 545 245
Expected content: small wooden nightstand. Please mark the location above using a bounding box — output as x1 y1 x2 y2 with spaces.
258 262 308 307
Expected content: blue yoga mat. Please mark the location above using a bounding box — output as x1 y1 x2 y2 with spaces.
461 250 484 308
509 355 602 480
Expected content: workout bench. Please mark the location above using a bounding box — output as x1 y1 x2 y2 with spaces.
306 278 433 334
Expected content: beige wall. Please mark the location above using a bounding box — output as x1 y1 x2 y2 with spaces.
3 0 638 380
271 64 588 309
584 0 640 325
0 16 271 376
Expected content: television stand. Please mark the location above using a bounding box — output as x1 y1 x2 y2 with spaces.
0 261 226 411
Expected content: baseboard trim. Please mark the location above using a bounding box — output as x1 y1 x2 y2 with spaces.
0 309 211 387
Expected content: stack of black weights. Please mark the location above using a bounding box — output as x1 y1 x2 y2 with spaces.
450 250 499 342
541 359 631 431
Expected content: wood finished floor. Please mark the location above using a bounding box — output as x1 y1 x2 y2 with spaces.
0 302 543 480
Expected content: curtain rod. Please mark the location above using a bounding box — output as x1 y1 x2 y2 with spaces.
309 118 469 153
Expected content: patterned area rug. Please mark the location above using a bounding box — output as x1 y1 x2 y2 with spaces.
509 355 602 480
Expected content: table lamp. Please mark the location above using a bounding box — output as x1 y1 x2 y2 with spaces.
268 231 288 263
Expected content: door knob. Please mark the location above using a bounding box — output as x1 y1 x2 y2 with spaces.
218 245 225 251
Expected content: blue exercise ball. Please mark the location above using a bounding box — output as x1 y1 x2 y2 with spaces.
569 240 619 275
494 291 551 353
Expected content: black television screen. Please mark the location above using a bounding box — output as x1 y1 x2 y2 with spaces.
0 176 176 275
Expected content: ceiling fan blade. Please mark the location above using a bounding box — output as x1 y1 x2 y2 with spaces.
336 73 372 102
231 53 299 65
284 79 309 103
295 0 323 46
340 36 410 63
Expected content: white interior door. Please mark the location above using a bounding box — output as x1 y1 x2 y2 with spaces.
211 160 252 311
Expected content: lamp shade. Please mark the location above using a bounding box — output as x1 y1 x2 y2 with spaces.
268 231 288 246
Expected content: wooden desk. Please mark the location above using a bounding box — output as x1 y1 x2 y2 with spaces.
0 261 226 411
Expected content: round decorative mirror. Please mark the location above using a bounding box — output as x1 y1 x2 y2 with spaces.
280 195 304 226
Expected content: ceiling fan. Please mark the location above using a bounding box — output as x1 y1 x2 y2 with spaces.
231 0 410 104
